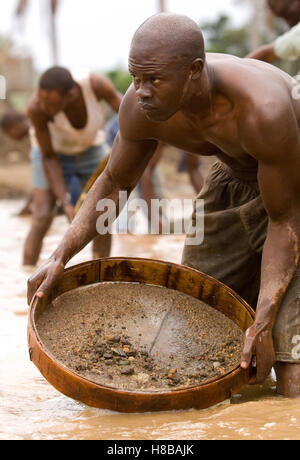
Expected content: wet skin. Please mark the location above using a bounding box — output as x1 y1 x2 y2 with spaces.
28 18 300 396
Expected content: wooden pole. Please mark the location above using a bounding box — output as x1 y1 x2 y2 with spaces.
49 0 59 65
158 0 166 13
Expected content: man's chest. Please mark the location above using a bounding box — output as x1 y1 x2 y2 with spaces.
156 113 248 159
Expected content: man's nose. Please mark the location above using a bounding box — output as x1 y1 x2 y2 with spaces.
136 83 152 100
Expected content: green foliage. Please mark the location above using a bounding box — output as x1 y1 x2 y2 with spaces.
200 14 250 57
105 68 132 94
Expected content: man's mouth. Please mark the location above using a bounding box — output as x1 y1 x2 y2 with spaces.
138 101 157 111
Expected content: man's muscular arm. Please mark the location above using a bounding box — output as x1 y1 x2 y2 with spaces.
28 103 73 221
246 43 278 63
240 97 300 383
90 73 122 113
27 93 158 304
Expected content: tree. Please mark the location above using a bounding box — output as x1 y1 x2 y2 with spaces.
200 14 251 57
15 0 60 65
106 68 132 95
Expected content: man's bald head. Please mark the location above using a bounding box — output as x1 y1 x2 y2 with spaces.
130 13 205 65
128 14 207 123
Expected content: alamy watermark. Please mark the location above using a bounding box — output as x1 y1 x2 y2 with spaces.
291 335 300 360
95 191 204 246
0 75 6 100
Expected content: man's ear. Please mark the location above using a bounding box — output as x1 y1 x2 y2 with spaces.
190 58 204 80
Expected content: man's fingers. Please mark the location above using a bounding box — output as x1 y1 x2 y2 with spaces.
27 259 65 306
27 274 48 305
27 278 39 306
252 343 275 384
34 277 53 301
241 335 254 369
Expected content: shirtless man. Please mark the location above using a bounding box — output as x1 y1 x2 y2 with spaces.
28 14 300 397
1 109 80 217
25 66 122 266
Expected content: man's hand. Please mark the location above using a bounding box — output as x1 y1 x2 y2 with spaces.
240 323 276 384
27 257 65 306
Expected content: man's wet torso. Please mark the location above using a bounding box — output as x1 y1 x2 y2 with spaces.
138 53 300 178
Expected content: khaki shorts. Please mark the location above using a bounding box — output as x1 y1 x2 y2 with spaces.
182 162 300 363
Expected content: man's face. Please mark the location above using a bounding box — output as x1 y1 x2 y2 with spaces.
38 89 69 117
128 49 192 122
269 0 300 27
6 121 29 141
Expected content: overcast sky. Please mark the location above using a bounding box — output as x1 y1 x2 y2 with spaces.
0 0 252 72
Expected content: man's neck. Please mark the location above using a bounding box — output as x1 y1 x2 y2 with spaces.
182 63 216 121
64 83 83 112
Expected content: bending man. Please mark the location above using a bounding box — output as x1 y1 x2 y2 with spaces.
24 66 122 266
28 14 300 397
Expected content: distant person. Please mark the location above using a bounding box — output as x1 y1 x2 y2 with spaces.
1 110 81 216
247 0 300 63
24 66 122 266
1 110 33 215
1 110 30 141
178 152 204 194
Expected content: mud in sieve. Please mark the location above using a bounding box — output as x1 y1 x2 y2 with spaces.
36 282 244 393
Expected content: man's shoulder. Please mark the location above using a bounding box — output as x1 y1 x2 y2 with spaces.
27 92 45 116
238 86 298 160
27 94 50 126
27 93 41 116
226 59 296 123
244 82 293 126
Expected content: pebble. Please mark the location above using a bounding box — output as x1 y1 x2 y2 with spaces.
119 360 130 366
111 348 127 358
168 368 177 379
120 366 134 376
136 373 150 384
103 352 113 360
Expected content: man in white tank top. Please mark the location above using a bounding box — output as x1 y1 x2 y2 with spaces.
25 66 122 267
247 0 300 64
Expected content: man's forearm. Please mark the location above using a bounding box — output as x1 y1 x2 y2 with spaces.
246 43 277 63
51 171 124 266
255 221 300 329
43 156 70 207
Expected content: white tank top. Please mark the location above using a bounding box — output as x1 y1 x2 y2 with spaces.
47 76 104 155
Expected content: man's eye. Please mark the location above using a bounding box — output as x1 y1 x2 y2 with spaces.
150 77 160 84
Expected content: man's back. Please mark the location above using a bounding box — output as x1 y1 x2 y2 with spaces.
121 53 300 173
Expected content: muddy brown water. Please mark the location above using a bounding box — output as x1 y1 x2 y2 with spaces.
1 200 300 440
